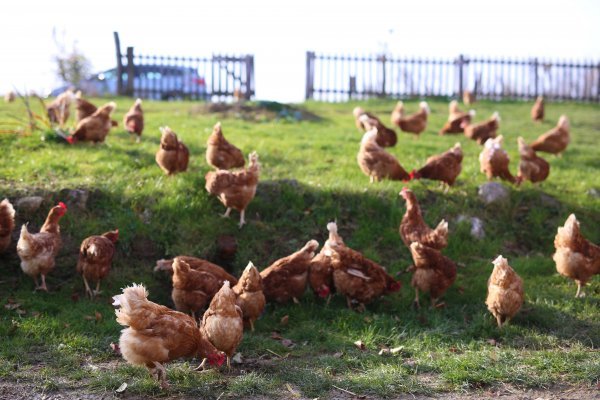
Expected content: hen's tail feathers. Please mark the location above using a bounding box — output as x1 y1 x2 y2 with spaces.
113 283 149 327
154 259 174 273
0 199 15 220
301 239 320 259
435 219 448 236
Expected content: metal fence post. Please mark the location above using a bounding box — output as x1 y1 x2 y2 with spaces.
457 54 465 99
533 57 539 98
380 55 387 97
245 55 254 100
113 32 124 96
125 47 135 97
305 51 315 100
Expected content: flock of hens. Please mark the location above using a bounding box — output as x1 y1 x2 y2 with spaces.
1 90 598 389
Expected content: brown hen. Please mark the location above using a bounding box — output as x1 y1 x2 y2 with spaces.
485 256 524 328
124 98 144 142
531 115 570 155
439 100 474 135
410 142 463 187
463 112 500 145
206 122 245 170
399 188 448 250
408 242 457 308
205 151 260 228
0 198 15 253
553 214 600 298
200 281 244 369
357 128 410 183
113 284 225 388
16 202 67 291
47 89 74 127
76 229 118 298
68 102 116 144
233 261 266 331
260 240 319 303
517 137 550 184
354 107 397 147
309 222 345 299
531 96 544 122
155 126 190 175
479 136 518 184
391 101 430 136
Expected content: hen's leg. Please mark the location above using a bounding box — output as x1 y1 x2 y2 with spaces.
152 361 169 389
369 176 374 184
194 358 208 371
412 288 420 309
575 281 585 298
238 210 246 228
39 274 48 292
250 320 255 332
82 277 93 298
93 281 102 297
346 296 353 310
292 297 300 304
495 315 503 328
222 208 232 218
33 276 40 291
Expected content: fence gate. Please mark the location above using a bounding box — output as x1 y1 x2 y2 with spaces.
305 51 600 102
114 32 254 101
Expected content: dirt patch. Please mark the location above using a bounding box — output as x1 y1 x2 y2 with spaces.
189 101 322 122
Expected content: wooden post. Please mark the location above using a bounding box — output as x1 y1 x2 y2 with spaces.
305 51 315 100
126 47 135 97
379 54 387 98
245 55 254 100
533 58 539 98
457 54 465 99
113 32 123 95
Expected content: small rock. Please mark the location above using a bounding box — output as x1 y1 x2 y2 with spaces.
456 215 485 240
16 196 44 213
63 189 89 210
217 235 237 261
478 182 510 205
587 188 600 198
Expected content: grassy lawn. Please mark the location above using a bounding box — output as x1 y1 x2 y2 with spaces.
0 97 599 398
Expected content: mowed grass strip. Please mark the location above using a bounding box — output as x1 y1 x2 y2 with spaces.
0 97 598 398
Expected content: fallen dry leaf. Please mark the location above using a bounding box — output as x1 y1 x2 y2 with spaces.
402 360 417 368
270 331 283 340
95 311 103 322
363 316 373 323
63 323 70 329
332 352 343 358
390 346 403 354
281 339 295 348
354 340 366 351
30 311 41 318
378 347 391 356
231 352 243 364
280 315 289 326
15 309 27 315
487 339 498 346
84 315 95 321
115 382 127 393
286 383 301 398
4 303 21 310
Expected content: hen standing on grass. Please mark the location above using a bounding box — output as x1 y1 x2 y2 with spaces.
260 240 319 304
409 142 463 188
74 91 98 122
531 115 570 155
390 101 430 136
16 202 67 291
517 137 550 184
531 96 544 122
233 262 266 331
353 107 397 147
462 112 500 145
0 198 15 253
553 214 600 298
113 284 226 389
68 102 117 144
168 257 238 320
205 151 260 228
479 136 518 184
47 89 75 128
357 128 410 183
76 229 118 298
124 98 144 142
485 256 524 328
155 126 190 175
206 121 245 170
200 281 243 370
408 241 457 309
399 188 448 250
439 100 475 135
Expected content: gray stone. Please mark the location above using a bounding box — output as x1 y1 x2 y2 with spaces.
16 196 44 213
478 182 510 205
65 189 89 210
456 214 486 240
587 188 600 198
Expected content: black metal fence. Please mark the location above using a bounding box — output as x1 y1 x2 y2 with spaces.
305 51 600 102
114 32 254 101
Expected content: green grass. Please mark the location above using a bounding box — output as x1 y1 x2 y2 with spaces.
0 97 599 398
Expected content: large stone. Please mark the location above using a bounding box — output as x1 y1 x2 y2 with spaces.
478 182 510 205
16 196 44 214
456 215 485 240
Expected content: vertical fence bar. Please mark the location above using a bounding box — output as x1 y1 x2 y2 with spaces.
125 47 135 96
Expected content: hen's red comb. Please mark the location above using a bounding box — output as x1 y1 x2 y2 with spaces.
389 281 402 292
66 136 75 144
318 286 330 298
58 202 67 210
